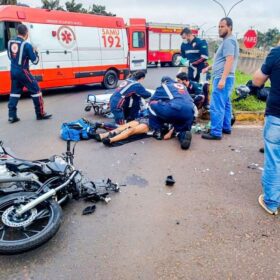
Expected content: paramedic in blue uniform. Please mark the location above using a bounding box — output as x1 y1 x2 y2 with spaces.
148 76 194 150
109 71 151 124
7 24 51 123
180 27 209 82
176 72 209 109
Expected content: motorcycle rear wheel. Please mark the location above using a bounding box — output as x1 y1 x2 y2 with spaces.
0 192 62 254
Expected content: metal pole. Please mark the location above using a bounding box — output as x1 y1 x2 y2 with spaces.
227 0 244 16
211 0 245 17
211 0 227 17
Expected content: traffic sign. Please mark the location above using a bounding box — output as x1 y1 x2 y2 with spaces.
243 29 258 49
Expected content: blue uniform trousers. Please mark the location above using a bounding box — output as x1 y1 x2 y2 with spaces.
8 69 44 118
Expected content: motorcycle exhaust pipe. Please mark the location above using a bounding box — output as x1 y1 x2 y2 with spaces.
16 171 78 217
0 176 34 183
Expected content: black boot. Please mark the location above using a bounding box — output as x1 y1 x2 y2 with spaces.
8 117 20 124
202 133 222 140
37 113 52 120
178 131 192 150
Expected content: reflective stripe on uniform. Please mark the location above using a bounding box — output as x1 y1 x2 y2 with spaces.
185 50 199 54
201 54 209 59
18 41 27 66
31 93 42 98
10 94 21 98
33 54 39 65
162 84 174 100
148 106 157 116
7 41 12 59
120 82 138 95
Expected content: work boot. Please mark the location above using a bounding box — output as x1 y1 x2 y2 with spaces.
8 117 20 124
102 137 112 147
222 129 231 135
37 113 52 120
178 131 192 150
201 133 222 140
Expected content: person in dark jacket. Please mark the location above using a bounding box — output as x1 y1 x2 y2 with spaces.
109 71 151 124
180 27 209 82
176 72 209 110
7 24 51 123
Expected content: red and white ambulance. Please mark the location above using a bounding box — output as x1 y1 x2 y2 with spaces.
0 5 197 95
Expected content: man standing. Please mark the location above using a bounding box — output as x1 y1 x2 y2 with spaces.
7 24 51 123
180 27 209 82
202 17 239 140
252 45 280 215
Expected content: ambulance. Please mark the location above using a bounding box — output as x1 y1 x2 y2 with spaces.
0 5 197 95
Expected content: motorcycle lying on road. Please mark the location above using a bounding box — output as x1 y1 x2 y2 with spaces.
0 141 119 254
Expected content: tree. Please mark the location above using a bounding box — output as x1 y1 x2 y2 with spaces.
88 4 115 16
41 0 64 10
0 0 17 4
65 0 83 13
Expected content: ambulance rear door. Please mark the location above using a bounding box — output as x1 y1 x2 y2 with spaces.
127 19 147 72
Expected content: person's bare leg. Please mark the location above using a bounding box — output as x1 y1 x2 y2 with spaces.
98 121 139 140
109 124 149 143
164 128 174 140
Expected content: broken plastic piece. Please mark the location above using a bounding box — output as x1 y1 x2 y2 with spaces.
166 175 175 186
82 205 96 215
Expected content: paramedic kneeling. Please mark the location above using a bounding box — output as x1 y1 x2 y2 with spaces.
109 71 151 124
148 76 194 150
7 24 52 123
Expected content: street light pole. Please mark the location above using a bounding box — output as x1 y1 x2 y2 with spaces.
211 0 244 16
202 26 217 38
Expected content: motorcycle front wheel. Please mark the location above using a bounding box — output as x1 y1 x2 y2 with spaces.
0 192 62 254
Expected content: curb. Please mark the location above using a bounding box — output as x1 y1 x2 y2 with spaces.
235 111 264 122
199 110 264 123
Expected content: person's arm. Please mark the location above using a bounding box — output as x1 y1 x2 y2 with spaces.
252 69 269 87
26 43 39 65
191 40 209 66
181 43 186 58
135 84 152 99
202 65 212 74
253 48 277 87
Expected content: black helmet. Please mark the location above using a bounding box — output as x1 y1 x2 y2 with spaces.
236 85 250 98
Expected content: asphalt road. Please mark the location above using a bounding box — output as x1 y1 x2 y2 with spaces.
0 67 279 280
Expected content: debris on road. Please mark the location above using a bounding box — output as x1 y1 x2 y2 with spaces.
166 175 176 186
82 205 96 215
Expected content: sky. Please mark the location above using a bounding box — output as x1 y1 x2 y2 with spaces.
19 0 280 37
